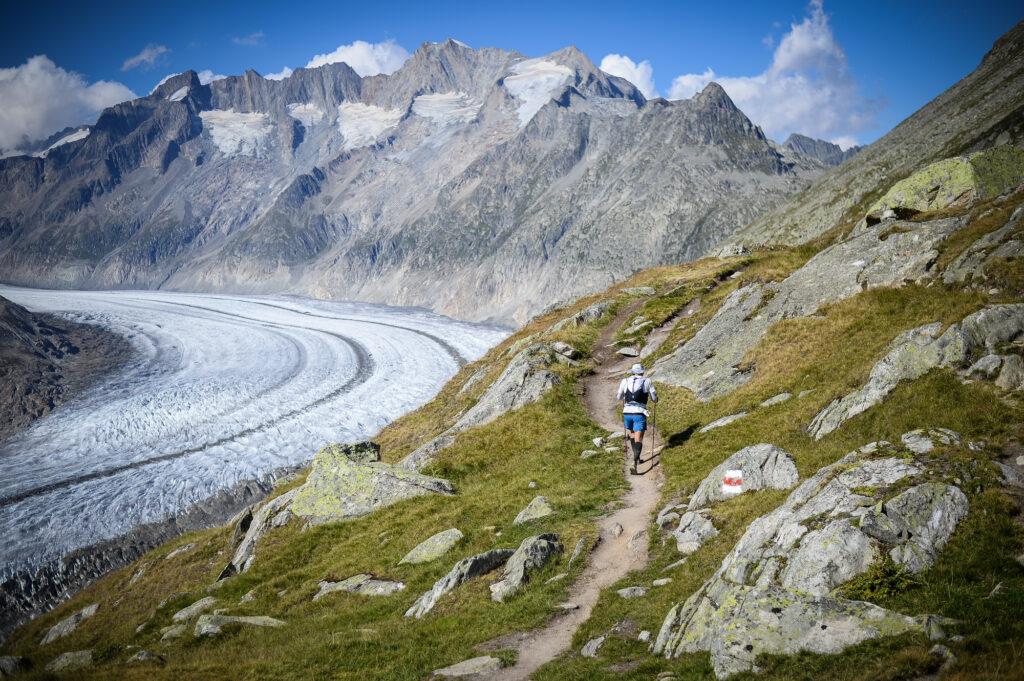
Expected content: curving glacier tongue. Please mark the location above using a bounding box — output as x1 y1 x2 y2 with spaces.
0 287 507 578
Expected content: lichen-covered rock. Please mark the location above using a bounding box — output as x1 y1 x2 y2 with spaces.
809 305 1024 438
617 586 647 599
45 650 92 673
219 488 299 579
900 428 961 454
653 216 964 400
698 412 748 433
313 575 405 600
405 549 514 618
551 341 580 359
194 614 285 637
996 354 1024 390
0 656 29 677
672 511 719 555
41 603 97 644
688 444 798 509
513 495 554 525
160 624 187 641
172 596 217 622
490 533 563 602
290 442 454 526
967 354 1003 377
653 444 968 678
399 528 464 565
402 344 560 470
433 655 505 677
869 146 1024 217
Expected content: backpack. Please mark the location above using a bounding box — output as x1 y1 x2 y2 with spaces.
623 377 649 405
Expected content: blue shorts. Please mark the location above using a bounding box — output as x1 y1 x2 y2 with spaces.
623 413 647 432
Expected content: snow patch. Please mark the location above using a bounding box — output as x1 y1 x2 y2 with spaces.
337 102 403 150
504 58 573 127
34 128 91 158
168 86 189 102
411 92 480 127
199 110 273 157
287 103 325 128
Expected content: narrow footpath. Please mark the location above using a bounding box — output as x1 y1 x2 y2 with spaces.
490 301 669 680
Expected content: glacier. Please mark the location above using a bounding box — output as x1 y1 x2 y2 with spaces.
0 287 507 578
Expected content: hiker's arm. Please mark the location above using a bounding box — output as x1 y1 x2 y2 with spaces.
648 380 658 402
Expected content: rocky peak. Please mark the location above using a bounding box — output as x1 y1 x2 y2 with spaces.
694 82 737 111
783 133 861 166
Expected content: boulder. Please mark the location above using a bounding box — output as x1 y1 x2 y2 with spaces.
900 428 961 454
290 442 454 526
996 355 1024 390
760 392 792 407
688 444 798 509
967 354 1003 378
41 603 97 644
45 651 92 673
698 412 748 433
402 344 560 470
127 649 165 665
623 286 657 296
810 305 1024 438
617 346 640 357
0 656 29 677
433 656 505 677
581 635 606 657
671 511 719 555
165 543 195 560
653 445 967 678
314 575 406 601
653 578 673 587
172 596 217 622
194 614 285 637
944 206 1023 284
868 146 1024 218
549 300 612 332
617 586 647 599
513 496 554 525
490 534 563 602
399 528 464 565
551 341 580 359
160 624 187 641
219 488 299 579
405 550 514 618
653 216 966 400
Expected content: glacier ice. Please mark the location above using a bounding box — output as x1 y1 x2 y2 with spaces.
337 102 403 150
199 110 273 157
0 288 507 578
503 59 573 126
287 102 325 128
412 92 481 127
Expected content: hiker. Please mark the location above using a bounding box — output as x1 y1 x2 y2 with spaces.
616 363 657 475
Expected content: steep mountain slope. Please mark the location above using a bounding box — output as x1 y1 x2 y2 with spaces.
0 41 818 323
782 133 860 167
727 20 1024 249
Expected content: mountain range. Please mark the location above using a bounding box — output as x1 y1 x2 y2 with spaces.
0 41 846 323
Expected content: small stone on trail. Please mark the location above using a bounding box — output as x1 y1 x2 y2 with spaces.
609 523 624 538
581 635 606 658
607 431 626 440
617 346 640 357
558 602 580 610
433 655 505 677
617 586 647 599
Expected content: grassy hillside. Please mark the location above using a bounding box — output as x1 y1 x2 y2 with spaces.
3 186 1023 680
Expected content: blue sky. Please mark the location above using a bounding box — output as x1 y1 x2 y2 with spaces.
1 0 1020 151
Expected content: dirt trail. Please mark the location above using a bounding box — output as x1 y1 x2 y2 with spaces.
490 301 669 680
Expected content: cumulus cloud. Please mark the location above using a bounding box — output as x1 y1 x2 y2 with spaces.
122 44 170 71
233 31 265 47
667 0 880 145
599 54 657 98
305 39 410 76
197 69 227 84
264 66 293 81
0 55 135 152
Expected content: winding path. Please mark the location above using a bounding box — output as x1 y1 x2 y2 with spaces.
491 301 669 680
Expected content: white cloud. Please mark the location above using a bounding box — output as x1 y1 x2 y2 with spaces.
264 66 293 81
599 54 657 99
198 69 227 85
0 55 135 152
667 0 879 145
122 44 170 71
232 31 265 47
830 135 859 151
306 39 410 77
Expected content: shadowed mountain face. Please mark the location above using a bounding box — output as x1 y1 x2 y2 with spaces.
0 41 821 323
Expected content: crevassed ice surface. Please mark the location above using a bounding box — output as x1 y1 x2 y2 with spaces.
412 92 481 126
199 110 273 157
337 102 404 150
503 59 573 126
0 288 508 577
287 102 325 128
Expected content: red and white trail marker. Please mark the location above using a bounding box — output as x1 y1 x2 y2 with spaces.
721 469 743 496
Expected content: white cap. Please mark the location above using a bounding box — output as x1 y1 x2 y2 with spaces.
629 363 645 375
